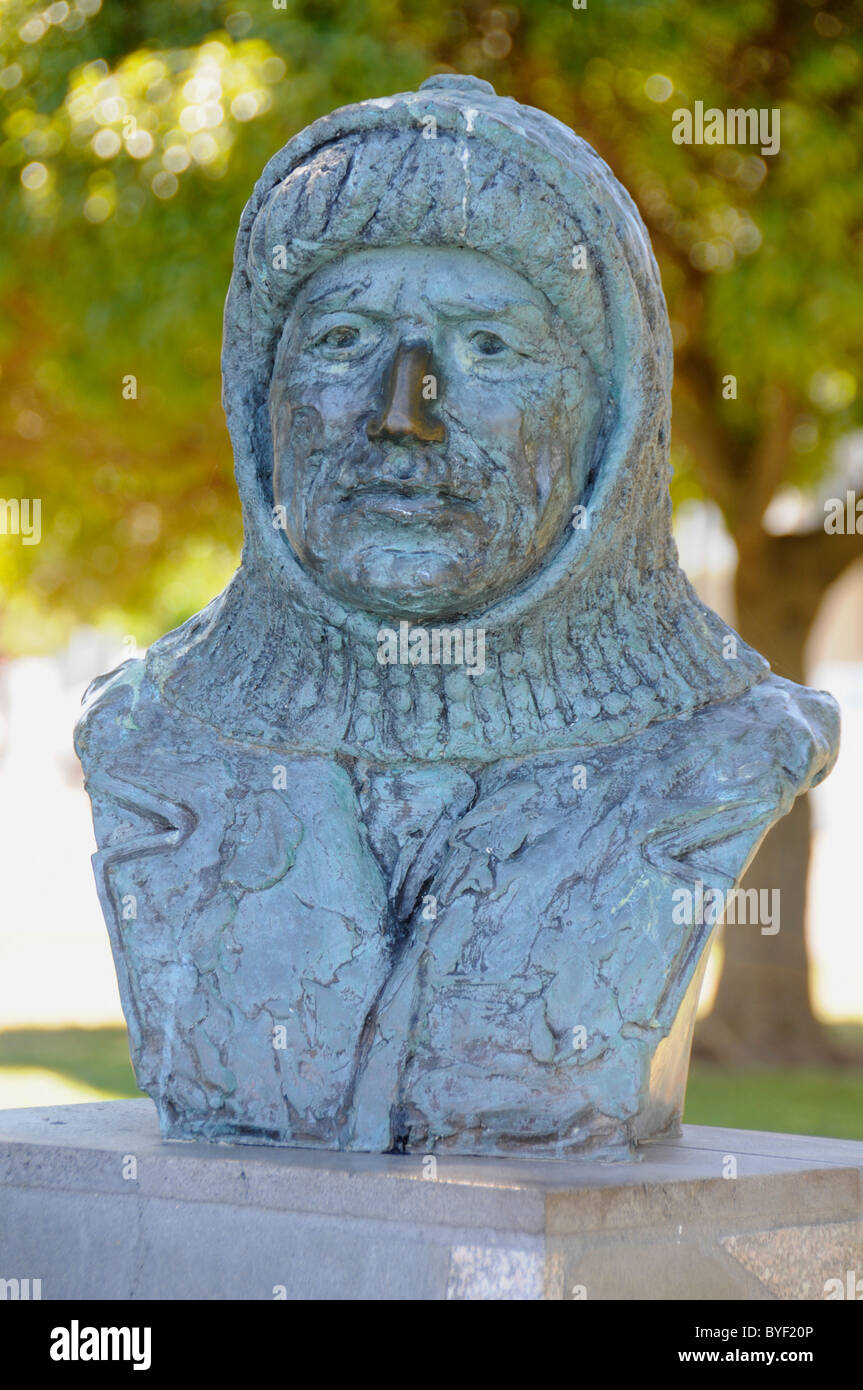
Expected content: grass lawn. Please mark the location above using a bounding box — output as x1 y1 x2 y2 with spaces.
684 1061 863 1140
0 1025 861 1140
0 1026 142 1101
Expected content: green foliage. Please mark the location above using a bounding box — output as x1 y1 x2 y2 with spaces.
1 0 861 649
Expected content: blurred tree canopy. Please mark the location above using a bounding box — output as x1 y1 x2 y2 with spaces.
1 0 861 647
1 0 862 1058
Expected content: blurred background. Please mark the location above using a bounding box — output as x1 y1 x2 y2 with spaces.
1 0 862 1136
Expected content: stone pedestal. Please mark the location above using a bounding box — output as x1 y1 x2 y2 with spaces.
1 1100 861 1300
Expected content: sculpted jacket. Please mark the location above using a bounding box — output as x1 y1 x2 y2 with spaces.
77 656 836 1156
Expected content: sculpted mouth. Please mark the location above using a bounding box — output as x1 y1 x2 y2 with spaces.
339 482 477 517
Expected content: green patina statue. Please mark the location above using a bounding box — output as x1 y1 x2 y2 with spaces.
76 76 839 1158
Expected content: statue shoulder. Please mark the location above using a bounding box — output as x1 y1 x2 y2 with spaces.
74 657 171 764
697 672 840 796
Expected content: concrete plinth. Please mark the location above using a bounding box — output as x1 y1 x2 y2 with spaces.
1 1100 862 1300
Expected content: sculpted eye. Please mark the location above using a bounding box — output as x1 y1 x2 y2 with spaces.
317 325 361 351
468 330 510 358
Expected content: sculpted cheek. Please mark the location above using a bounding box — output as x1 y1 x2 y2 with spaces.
451 380 523 439
286 358 382 423
272 404 323 506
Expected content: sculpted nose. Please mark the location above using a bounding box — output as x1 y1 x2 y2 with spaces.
366 340 445 445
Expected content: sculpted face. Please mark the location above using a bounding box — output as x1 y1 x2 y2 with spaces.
269 246 602 620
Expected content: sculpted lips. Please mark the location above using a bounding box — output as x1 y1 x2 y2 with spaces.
339 480 477 521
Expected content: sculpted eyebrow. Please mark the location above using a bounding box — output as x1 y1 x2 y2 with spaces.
434 297 542 318
301 285 385 312
299 291 547 321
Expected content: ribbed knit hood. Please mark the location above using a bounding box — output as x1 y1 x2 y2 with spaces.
146 73 768 762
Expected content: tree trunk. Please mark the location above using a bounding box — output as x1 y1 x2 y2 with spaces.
694 532 844 1065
